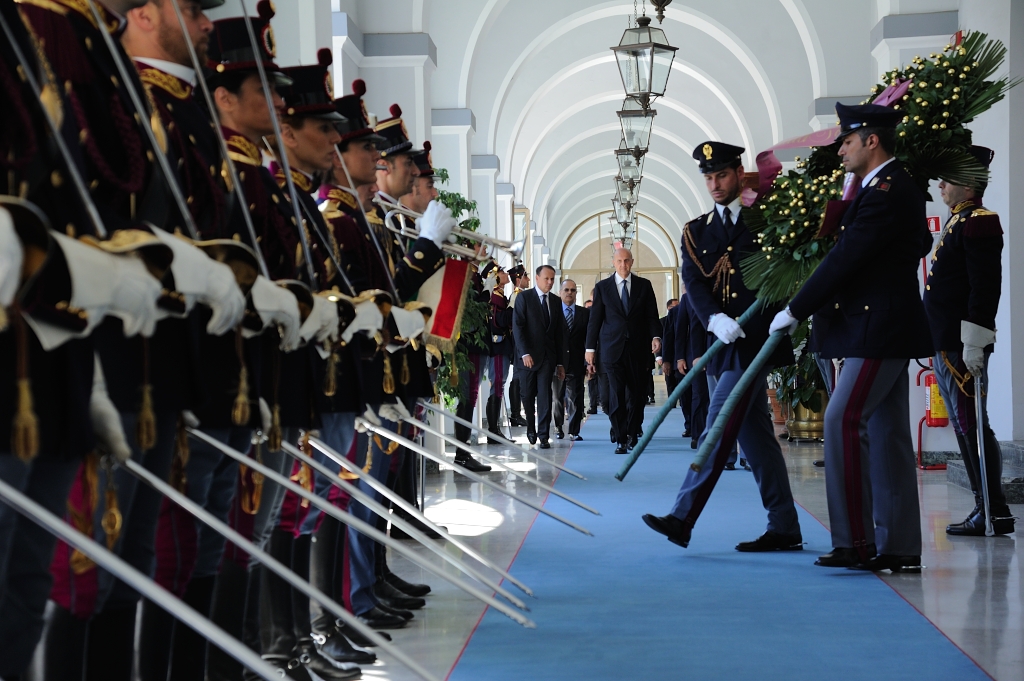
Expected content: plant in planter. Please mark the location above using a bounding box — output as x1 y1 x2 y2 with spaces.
771 319 825 414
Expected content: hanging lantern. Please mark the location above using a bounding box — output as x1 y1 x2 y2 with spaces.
618 97 655 160
615 175 641 207
610 15 678 110
615 137 644 181
611 197 634 226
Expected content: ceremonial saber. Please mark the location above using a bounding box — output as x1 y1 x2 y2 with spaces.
168 0 269 277
116 459 442 681
305 436 535 598
186 428 536 628
689 332 784 472
0 9 106 237
356 419 594 537
417 400 586 480
974 372 995 537
83 0 199 240
405 418 601 516
615 301 763 481
0 478 283 681
278 441 529 611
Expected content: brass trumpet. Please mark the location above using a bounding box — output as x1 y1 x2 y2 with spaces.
374 198 526 259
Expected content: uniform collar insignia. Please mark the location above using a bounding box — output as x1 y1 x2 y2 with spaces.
273 167 312 193
324 186 358 211
223 130 262 166
137 66 192 100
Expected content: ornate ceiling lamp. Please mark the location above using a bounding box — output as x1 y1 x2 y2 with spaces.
610 11 678 110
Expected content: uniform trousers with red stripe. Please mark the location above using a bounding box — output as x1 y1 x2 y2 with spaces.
669 367 800 536
823 357 921 556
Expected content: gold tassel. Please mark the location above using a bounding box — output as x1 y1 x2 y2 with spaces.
449 353 459 387
232 328 250 425
101 459 122 550
70 453 100 574
292 433 313 508
373 434 400 456
382 354 396 395
361 438 373 474
240 442 264 515
401 353 411 386
11 311 38 461
268 403 282 452
232 366 251 426
136 384 156 451
323 347 338 397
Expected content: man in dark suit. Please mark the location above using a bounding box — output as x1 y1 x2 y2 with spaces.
512 265 568 448
773 104 934 572
658 299 684 420
643 141 801 553
585 248 662 454
552 279 590 441
674 293 710 450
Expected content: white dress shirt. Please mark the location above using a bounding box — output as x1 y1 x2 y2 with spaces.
860 157 896 188
715 196 743 224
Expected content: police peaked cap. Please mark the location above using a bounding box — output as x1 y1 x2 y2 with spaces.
692 141 744 174
835 102 901 140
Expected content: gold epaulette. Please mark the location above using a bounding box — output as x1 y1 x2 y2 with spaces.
18 0 118 31
274 168 312 193
971 208 997 217
327 187 359 211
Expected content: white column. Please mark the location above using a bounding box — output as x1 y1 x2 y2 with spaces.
431 109 475 199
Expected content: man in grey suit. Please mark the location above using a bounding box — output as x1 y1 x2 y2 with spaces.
512 265 568 449
552 279 590 441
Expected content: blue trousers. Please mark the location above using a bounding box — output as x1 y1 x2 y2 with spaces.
670 368 800 538
298 412 356 535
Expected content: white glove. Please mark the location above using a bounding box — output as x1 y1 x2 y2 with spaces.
341 299 384 343
259 397 273 434
149 228 245 334
390 306 426 340
483 274 497 294
181 410 200 428
0 208 24 309
300 295 339 344
415 200 457 248
361 406 382 428
707 313 746 345
90 354 132 464
249 276 301 352
961 321 995 376
769 308 799 336
379 401 411 424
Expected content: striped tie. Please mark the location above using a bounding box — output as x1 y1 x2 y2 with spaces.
565 305 574 331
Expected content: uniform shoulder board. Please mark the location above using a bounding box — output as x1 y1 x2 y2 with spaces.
963 208 1003 238
705 212 714 224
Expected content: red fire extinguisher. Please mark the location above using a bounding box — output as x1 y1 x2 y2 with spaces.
916 360 949 469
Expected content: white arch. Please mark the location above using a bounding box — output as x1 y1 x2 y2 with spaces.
561 212 677 270
779 0 826 99
480 2 788 155
457 0 510 108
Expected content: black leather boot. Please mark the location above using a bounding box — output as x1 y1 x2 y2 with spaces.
206 560 250 681
84 605 137 681
137 599 174 681
485 395 502 443
262 529 297 660
169 574 217 681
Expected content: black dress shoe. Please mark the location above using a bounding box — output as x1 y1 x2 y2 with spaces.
849 554 923 573
510 416 528 427
384 571 430 597
527 431 537 445
336 620 390 646
586 408 597 415
642 513 691 548
610 427 616 443
356 607 407 629
570 434 583 441
690 438 698 450
373 580 425 610
724 462 736 471
614 444 627 455
314 627 377 665
539 440 551 449
555 429 564 439
627 435 638 450
814 545 876 567
682 429 691 438
812 460 825 467
739 458 751 471
454 452 492 473
375 600 413 620
735 531 803 552
297 643 362 681
946 508 1016 536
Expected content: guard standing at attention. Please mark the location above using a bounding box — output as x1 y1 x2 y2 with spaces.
924 146 1014 536
643 141 801 553
771 103 933 572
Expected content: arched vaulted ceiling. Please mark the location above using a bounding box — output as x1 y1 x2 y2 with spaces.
428 0 873 268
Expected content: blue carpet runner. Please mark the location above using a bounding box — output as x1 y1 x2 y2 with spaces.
447 410 989 681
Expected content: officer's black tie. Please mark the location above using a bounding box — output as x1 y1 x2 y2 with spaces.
541 293 550 328
620 279 629 313
723 206 733 226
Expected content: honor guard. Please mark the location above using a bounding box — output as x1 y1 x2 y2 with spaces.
484 263 514 442
924 145 1014 536
643 140 801 553
772 103 934 572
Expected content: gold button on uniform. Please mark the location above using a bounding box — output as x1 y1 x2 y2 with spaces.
731 292 738 298
864 305 870 310
926 285 931 290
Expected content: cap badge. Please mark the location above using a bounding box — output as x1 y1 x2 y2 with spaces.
702 143 713 160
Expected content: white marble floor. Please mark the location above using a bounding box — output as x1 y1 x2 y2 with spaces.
363 383 1023 681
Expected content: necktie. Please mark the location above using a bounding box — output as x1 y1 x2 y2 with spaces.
565 305 574 331
541 294 550 327
723 206 733 226
620 279 629 313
